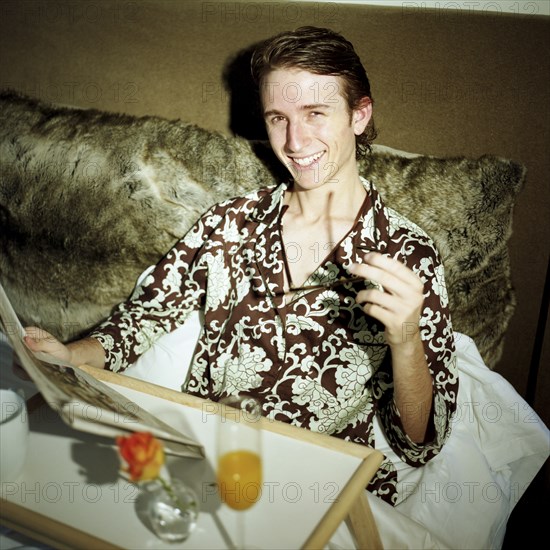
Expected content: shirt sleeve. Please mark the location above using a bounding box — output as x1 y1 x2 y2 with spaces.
373 225 459 467
89 203 223 373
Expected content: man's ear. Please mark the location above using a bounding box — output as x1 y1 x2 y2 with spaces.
352 97 373 136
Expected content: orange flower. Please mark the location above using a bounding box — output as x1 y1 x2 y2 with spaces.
116 432 165 482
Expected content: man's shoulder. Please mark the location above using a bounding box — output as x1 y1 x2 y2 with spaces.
214 184 278 208
181 184 281 245
386 206 432 241
208 183 283 219
384 204 443 265
362 176 437 249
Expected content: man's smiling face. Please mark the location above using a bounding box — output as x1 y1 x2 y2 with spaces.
261 68 371 191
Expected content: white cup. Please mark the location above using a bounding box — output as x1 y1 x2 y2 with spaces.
0 389 29 481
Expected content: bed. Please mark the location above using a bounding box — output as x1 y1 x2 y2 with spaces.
0 88 548 550
123 300 548 550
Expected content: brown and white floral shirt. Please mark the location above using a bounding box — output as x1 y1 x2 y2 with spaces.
91 178 458 505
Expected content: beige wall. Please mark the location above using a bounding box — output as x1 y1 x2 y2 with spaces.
300 0 550 16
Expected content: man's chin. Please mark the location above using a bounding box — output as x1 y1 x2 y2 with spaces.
291 169 337 189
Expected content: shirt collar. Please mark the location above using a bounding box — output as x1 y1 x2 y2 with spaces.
248 177 388 250
248 182 289 225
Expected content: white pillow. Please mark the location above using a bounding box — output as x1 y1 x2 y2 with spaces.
372 333 549 548
122 266 202 391
122 310 202 391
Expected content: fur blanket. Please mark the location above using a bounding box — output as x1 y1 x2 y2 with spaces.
0 91 525 368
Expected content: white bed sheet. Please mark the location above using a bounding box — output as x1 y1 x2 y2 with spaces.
123 309 549 550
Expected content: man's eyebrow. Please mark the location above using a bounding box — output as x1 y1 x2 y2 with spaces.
263 104 334 118
263 109 284 118
301 103 334 111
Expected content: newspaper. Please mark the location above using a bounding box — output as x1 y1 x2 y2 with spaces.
0 282 204 459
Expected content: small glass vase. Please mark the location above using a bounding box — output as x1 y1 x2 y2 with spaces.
141 478 199 543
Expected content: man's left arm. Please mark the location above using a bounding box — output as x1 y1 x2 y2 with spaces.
351 252 434 442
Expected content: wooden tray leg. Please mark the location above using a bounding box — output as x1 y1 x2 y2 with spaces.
347 491 383 550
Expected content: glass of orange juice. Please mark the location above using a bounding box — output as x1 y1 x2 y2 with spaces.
217 394 262 548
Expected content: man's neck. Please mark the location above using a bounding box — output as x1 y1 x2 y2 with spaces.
285 174 366 224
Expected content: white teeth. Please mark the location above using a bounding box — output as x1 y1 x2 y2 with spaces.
292 152 324 167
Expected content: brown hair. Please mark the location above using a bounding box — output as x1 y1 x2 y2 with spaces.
250 26 377 155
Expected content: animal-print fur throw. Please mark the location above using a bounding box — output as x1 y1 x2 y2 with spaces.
0 91 525 369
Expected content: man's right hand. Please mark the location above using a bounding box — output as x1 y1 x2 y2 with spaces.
24 327 105 369
24 327 73 364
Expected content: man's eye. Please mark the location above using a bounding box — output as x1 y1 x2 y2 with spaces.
269 116 285 124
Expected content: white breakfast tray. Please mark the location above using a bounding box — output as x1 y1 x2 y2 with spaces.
0 368 383 549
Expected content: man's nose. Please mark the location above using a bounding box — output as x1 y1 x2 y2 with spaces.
285 120 310 152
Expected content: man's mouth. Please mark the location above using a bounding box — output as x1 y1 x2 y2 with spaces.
288 151 325 168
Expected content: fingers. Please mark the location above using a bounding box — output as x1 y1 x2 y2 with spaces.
349 253 425 342
24 326 60 351
349 252 423 299
24 326 75 365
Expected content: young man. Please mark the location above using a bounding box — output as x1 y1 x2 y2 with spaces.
26 27 458 505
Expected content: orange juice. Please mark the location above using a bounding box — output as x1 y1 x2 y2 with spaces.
217 449 262 511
